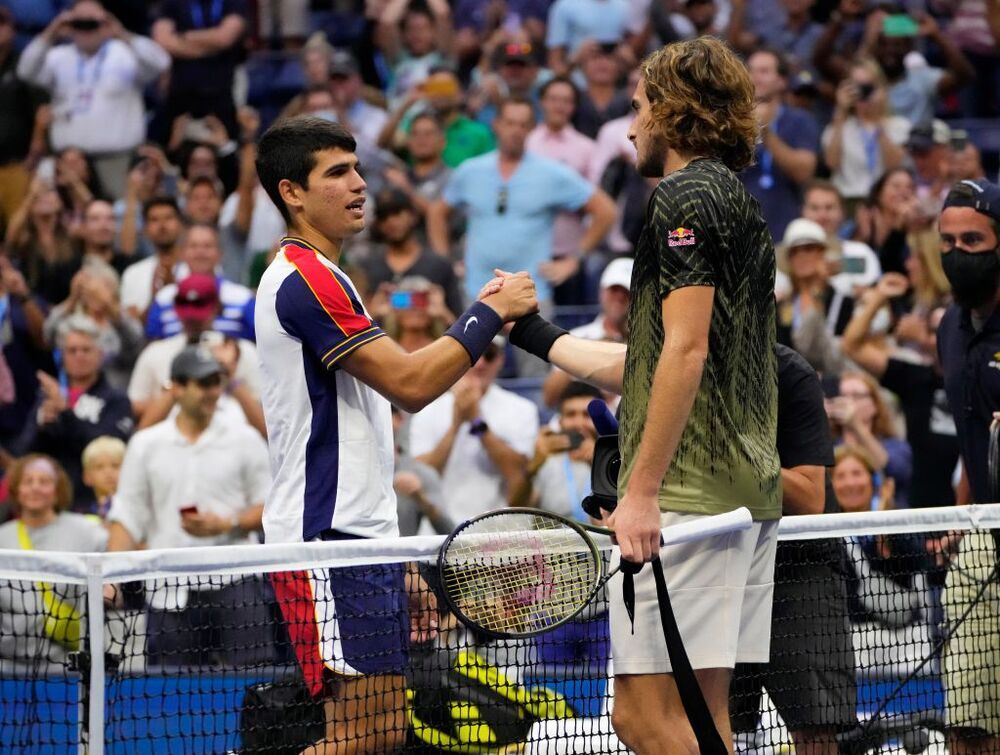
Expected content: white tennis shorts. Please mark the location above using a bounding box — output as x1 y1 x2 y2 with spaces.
608 512 778 675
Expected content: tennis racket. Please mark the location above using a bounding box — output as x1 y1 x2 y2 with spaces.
437 506 752 640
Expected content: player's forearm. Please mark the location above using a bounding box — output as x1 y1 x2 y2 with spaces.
781 465 826 515
624 344 705 497
548 336 625 395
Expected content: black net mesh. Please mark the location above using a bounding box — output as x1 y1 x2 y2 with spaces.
0 527 997 753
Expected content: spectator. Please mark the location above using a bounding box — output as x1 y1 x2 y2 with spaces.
776 218 855 374
52 146 107 234
428 98 615 316
666 0 725 39
391 404 452 537
813 0 875 99
17 2 170 199
43 266 144 389
453 0 549 63
380 69 495 169
573 43 632 139
511 381 600 517
855 167 933 276
147 246 254 337
278 31 335 119
409 336 539 524
470 39 548 127
545 0 629 76
127 279 261 428
827 370 913 508
374 275 455 353
117 145 180 257
945 0 1000 117
527 77 597 264
361 188 464 320
729 0 824 75
5 178 77 306
256 0 308 50
80 434 125 519
862 11 973 127
741 48 820 240
801 180 882 291
822 57 909 209
949 138 986 183
381 112 451 225
119 197 184 322
78 199 131 275
377 0 454 105
0 5 47 233
12 314 134 510
167 124 238 197
0 454 107 666
151 0 247 139
843 275 957 508
0 257 48 448
831 445 893 515
106 346 275 669
905 119 953 208
541 256 633 408
181 176 224 226
328 50 389 150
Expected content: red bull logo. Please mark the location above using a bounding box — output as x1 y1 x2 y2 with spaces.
667 227 696 247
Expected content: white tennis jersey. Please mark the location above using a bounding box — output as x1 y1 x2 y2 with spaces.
255 237 398 543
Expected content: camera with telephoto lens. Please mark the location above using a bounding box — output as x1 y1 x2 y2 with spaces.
582 434 620 519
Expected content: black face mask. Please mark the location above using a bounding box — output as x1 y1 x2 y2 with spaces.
941 246 1000 310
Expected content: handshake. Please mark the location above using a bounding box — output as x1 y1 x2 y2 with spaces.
474 268 540 322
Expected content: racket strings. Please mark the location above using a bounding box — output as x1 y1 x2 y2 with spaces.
441 514 601 635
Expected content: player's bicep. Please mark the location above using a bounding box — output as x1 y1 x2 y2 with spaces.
660 287 714 355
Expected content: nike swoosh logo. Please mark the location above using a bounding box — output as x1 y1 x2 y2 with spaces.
464 316 479 333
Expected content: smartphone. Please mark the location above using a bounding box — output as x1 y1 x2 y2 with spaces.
564 430 585 450
390 290 429 310
841 256 867 275
856 82 875 101
179 505 199 516
183 117 216 144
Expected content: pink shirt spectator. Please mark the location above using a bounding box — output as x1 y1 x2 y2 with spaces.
587 114 635 184
526 124 596 257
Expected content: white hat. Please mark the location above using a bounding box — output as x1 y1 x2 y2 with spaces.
782 218 828 250
600 257 634 290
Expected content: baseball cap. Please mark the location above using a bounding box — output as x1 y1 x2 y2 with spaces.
600 257 634 290
499 42 535 65
170 345 223 382
174 274 220 321
906 120 950 151
782 218 828 250
329 50 359 77
943 179 1000 225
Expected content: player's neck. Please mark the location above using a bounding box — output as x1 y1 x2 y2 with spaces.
664 150 702 176
287 223 343 264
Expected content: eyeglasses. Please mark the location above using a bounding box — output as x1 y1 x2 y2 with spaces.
497 186 508 215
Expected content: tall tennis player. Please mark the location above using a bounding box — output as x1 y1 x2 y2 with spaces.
253 116 538 755
498 38 782 754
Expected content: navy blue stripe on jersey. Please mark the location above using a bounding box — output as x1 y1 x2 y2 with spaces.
299 346 340 542
276 269 386 370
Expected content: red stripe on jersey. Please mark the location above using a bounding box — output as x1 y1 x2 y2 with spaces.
283 242 371 337
271 570 327 697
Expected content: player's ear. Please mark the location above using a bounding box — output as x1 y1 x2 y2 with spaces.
278 178 304 214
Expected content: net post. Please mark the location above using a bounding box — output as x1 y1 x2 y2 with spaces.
85 556 105 755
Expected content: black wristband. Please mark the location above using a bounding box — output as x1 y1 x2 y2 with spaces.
508 314 568 362
445 301 503 364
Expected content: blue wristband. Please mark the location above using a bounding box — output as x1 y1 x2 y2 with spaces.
445 301 503 364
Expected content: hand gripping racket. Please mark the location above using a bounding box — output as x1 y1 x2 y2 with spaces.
437 506 752 640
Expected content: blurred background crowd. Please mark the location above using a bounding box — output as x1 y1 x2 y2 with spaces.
0 0 996 574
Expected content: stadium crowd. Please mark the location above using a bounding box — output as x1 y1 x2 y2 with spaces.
0 0 998 748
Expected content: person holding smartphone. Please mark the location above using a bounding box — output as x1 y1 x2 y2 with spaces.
510 381 601 516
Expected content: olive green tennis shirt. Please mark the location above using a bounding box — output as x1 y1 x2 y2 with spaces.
618 158 782 521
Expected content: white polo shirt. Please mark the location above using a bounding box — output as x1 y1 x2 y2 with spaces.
409 383 539 524
108 410 270 553
17 36 170 154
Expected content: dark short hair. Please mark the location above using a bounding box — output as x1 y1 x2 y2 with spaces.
496 96 536 121
142 196 181 222
539 76 579 106
409 111 443 132
749 47 789 79
187 175 222 196
559 381 603 407
256 116 357 225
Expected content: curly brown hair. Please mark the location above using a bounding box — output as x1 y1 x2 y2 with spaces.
639 37 758 172
7 454 74 516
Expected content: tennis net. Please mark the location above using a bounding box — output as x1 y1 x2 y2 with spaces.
0 505 998 754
